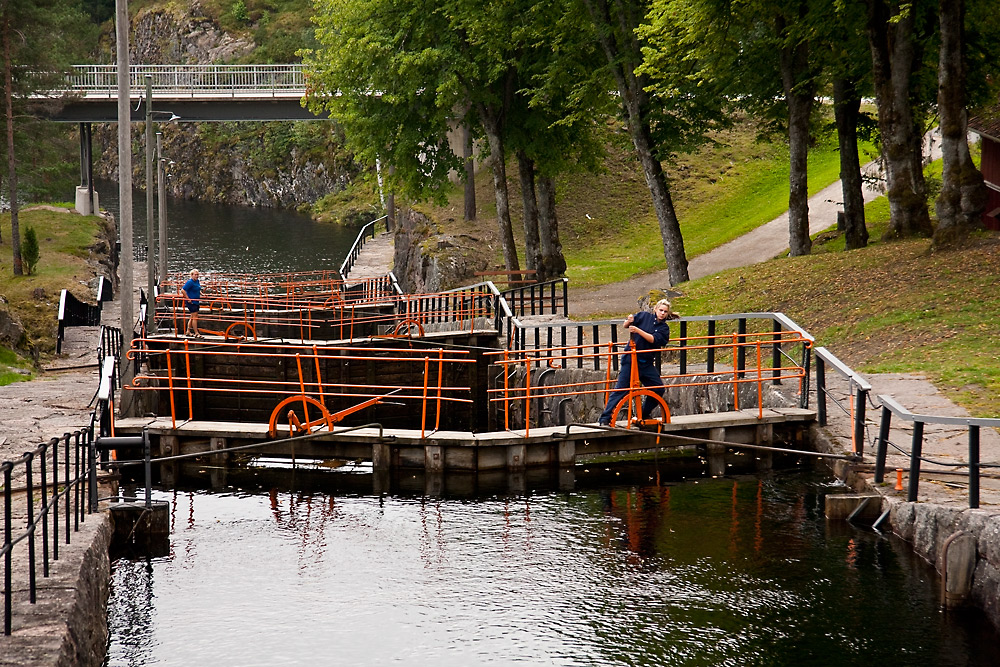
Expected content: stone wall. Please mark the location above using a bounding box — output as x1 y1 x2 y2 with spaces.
816 425 1000 632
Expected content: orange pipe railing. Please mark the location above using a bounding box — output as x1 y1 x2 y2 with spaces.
126 338 476 434
487 331 811 436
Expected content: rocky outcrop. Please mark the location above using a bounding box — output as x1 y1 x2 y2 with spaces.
89 212 120 295
392 208 491 293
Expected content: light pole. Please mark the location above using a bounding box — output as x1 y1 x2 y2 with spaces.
143 77 179 335
116 0 135 416
157 132 168 291
145 75 155 334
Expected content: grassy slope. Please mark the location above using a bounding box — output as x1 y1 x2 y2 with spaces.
0 206 103 383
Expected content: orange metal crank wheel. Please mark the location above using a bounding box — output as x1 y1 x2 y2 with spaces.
268 395 334 438
225 322 257 341
609 389 671 427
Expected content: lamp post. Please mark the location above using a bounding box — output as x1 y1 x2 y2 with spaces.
116 0 135 416
145 75 155 334
143 77 179 335
157 132 168 291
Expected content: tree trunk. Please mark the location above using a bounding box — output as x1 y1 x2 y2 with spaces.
479 104 520 274
3 11 20 267
463 123 476 221
779 21 814 256
517 150 541 272
933 0 985 248
582 0 689 285
865 0 933 239
536 174 566 280
386 165 396 232
833 77 868 250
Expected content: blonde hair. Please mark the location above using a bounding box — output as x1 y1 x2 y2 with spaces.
655 298 671 311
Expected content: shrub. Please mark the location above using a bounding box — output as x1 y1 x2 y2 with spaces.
22 226 39 275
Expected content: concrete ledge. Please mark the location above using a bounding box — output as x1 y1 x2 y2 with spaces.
0 512 113 667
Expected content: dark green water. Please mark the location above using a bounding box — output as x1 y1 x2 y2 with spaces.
104 465 1000 666
94 180 359 276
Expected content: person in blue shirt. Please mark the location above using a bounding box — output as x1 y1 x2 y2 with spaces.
180 268 202 337
598 299 672 426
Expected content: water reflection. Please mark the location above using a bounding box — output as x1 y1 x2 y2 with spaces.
94 180 359 276
105 469 1000 666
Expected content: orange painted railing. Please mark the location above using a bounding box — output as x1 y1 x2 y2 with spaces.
488 330 811 436
155 284 496 342
125 338 476 438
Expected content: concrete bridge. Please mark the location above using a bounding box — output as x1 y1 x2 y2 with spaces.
44 64 321 123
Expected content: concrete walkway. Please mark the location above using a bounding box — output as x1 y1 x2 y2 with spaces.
343 231 394 284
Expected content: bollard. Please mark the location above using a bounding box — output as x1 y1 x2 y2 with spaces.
895 468 904 491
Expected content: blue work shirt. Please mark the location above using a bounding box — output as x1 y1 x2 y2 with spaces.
626 310 670 366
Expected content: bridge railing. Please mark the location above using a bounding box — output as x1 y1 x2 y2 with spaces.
58 64 307 98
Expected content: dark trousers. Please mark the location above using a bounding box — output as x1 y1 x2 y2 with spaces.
599 360 665 423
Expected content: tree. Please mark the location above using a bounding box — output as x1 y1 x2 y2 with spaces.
302 0 464 205
826 0 874 250
21 225 38 274
306 0 605 280
643 0 825 257
580 0 697 285
863 0 936 239
932 0 986 247
0 0 93 274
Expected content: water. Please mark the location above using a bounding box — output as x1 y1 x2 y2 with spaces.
93 180 360 276
104 467 1000 666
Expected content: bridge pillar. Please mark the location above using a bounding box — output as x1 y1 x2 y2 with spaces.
557 440 575 465
75 186 99 216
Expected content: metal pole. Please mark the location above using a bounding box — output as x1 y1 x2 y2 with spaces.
907 420 924 502
145 75 155 334
115 0 135 411
157 132 167 290
969 425 980 509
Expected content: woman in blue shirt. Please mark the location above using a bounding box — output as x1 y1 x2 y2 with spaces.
598 299 672 426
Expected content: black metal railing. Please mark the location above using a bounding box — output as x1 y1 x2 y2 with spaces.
338 214 390 279
873 394 1000 509
814 346 872 456
501 278 568 318
56 291 100 355
2 428 98 636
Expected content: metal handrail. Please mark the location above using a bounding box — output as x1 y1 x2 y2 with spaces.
2 429 98 636
873 394 1000 508
49 64 307 99
339 215 390 279
814 346 872 456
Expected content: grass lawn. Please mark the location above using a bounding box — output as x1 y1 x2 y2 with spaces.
0 205 105 382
